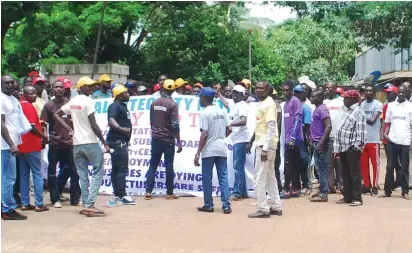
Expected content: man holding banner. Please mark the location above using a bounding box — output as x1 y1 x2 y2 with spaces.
247 81 282 218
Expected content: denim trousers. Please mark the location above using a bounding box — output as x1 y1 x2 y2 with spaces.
232 142 248 198
313 141 329 196
300 142 312 189
108 141 129 198
49 148 81 205
73 143 103 208
1 150 17 213
18 152 44 207
328 137 343 189
201 156 230 209
146 138 175 195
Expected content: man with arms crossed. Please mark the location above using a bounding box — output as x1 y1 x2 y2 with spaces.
55 76 110 216
247 81 282 218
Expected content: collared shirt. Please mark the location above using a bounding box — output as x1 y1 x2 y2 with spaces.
333 103 367 153
150 93 180 143
255 96 278 151
385 100 412 146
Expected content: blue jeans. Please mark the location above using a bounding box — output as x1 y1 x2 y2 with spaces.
146 138 175 195
313 141 329 196
18 152 44 207
232 142 248 198
201 156 230 209
300 143 312 189
73 143 104 208
1 150 17 213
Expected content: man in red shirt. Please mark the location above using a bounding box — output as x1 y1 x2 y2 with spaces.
18 86 49 212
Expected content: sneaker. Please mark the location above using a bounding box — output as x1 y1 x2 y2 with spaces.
362 186 371 195
248 210 270 218
166 194 179 200
53 201 62 208
349 201 363 207
59 194 68 201
21 204 35 211
281 191 290 199
223 207 232 214
197 206 214 213
300 188 308 196
269 208 283 216
304 188 312 196
396 186 402 192
230 195 242 201
290 190 300 198
371 187 378 196
2 210 28 220
144 192 152 200
310 195 328 202
402 193 410 200
120 196 137 205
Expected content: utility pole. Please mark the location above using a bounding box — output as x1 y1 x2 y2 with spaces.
91 1 106 79
248 28 252 83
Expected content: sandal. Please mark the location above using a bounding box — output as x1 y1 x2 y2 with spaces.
35 206 50 212
336 198 351 204
21 204 35 211
144 192 152 200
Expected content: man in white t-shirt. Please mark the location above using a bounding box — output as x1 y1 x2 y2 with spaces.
55 76 110 215
383 85 412 200
1 75 32 220
219 85 250 200
323 82 344 193
360 84 383 196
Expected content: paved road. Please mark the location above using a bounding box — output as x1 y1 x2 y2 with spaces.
2 158 412 253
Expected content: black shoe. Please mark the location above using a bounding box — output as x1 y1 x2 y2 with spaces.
362 186 372 194
223 207 232 214
269 208 283 216
197 206 214 213
1 210 28 220
371 187 378 196
248 210 270 218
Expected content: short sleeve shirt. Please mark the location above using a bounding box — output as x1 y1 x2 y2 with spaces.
200 105 229 158
361 99 383 143
385 100 412 146
18 101 42 153
61 94 98 145
228 101 249 145
107 101 132 143
283 96 303 142
302 103 312 125
310 104 330 142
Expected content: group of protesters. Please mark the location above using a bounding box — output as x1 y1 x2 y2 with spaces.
1 71 412 220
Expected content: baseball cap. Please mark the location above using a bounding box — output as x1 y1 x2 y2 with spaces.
336 87 344 95
384 83 393 89
163 79 176 90
198 87 215 97
384 86 398 93
138 86 147 92
175 78 188 88
153 83 161 92
56 76 73 89
343 90 360 99
232 84 246 95
32 77 46 85
293 85 305 93
238 79 251 88
185 85 192 91
125 81 137 88
77 76 98 89
98 74 113 83
112 84 128 99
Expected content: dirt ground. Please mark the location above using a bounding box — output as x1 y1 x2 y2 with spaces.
2 156 412 253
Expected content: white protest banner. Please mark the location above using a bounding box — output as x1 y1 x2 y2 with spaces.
92 95 259 197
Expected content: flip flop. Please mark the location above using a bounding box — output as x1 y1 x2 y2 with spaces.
79 209 107 217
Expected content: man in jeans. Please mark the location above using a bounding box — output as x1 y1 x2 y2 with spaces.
247 81 282 218
217 85 249 201
194 87 232 214
324 82 344 193
383 85 411 200
41 80 81 208
1 75 31 220
309 90 332 202
18 86 49 212
107 84 136 205
334 90 366 207
145 79 182 200
56 76 110 216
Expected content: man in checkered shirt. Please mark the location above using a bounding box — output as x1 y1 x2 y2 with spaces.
333 90 367 207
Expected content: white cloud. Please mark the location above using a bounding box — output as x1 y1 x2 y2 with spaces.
246 2 297 24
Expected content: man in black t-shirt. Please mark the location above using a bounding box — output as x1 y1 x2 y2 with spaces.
107 85 135 205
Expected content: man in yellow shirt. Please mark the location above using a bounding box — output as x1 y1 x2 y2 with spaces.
247 80 282 218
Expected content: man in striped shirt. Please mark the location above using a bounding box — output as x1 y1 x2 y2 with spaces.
333 90 367 207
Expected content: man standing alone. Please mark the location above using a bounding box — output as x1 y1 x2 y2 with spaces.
334 90 366 206
145 79 182 200
107 84 136 205
360 84 383 196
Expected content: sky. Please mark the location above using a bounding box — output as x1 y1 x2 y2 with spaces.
246 2 297 24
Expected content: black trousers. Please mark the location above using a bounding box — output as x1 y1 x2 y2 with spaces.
284 143 301 192
274 141 282 191
384 144 401 189
384 142 410 196
108 141 129 198
340 147 362 203
48 147 81 205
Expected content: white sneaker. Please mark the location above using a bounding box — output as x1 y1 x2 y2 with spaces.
120 196 137 205
53 201 62 208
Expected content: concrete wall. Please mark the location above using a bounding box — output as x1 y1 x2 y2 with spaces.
48 64 129 85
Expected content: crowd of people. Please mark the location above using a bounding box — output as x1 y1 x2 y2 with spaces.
1 71 411 220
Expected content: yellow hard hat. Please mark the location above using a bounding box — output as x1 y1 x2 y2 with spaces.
112 84 128 99
77 76 98 90
175 78 188 88
238 79 251 88
163 79 177 90
98 74 113 83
